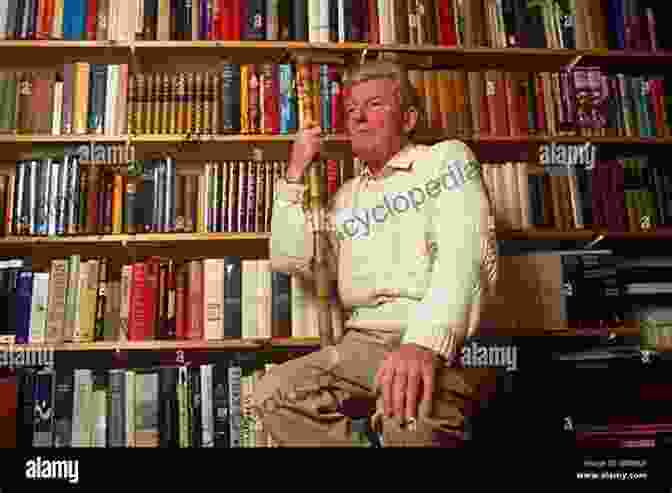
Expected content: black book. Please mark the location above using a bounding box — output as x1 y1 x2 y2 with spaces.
223 257 241 338
212 362 230 448
158 366 179 447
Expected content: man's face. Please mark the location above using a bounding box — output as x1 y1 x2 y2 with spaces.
344 78 407 163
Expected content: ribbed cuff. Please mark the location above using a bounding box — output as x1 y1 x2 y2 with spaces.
275 179 306 204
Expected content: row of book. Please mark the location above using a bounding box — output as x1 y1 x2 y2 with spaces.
15 362 279 448
485 155 672 233
8 0 663 53
0 0 135 41
0 154 350 237
0 64 129 136
5 63 671 137
0 254 341 345
465 68 670 139
3 62 671 139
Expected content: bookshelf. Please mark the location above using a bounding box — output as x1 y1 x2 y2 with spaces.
0 6 671 332
0 1 671 456
2 36 672 351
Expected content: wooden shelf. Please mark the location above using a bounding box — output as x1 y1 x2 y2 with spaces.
0 337 320 352
1 41 671 74
2 230 671 250
0 40 131 70
129 42 672 73
2 134 671 153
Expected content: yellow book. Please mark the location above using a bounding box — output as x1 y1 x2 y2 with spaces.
240 65 249 133
73 63 90 134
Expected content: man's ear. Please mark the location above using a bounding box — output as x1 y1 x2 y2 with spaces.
403 106 419 135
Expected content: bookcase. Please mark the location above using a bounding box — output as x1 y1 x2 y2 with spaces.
1 0 672 450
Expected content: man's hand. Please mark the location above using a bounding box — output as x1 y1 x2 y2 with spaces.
287 120 322 181
374 343 438 422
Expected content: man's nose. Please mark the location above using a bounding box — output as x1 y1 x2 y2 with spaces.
351 107 367 122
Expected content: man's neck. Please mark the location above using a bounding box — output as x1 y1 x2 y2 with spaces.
363 138 411 178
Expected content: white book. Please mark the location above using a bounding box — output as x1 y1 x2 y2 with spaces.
338 0 345 41
0 1 9 40
125 370 136 447
104 65 116 136
93 388 107 447
48 161 60 235
51 80 63 135
256 260 272 338
201 364 214 447
29 272 50 344
203 258 225 340
319 0 330 42
242 260 258 339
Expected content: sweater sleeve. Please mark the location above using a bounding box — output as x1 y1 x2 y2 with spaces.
268 178 341 282
401 140 492 360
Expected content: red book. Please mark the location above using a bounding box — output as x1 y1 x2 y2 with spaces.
233 0 242 40
128 262 146 341
438 0 457 46
367 0 379 43
535 74 546 135
37 0 54 39
144 256 160 340
220 0 233 39
185 260 203 340
175 263 187 339
86 0 98 40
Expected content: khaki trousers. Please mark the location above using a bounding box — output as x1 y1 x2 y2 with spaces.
252 328 499 447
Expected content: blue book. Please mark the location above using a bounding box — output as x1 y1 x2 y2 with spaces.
279 64 296 134
15 270 33 344
320 64 331 132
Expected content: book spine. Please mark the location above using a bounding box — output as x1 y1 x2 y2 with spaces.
227 363 242 447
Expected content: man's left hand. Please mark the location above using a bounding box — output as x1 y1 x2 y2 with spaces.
375 343 438 422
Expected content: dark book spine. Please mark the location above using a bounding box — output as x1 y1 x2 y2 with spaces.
272 271 291 338
107 369 125 447
292 0 307 40
227 363 241 447
223 257 241 338
189 366 201 447
32 370 55 447
183 0 192 39
159 366 179 447
53 369 74 447
18 369 35 447
212 362 230 448
0 265 9 339
15 270 33 344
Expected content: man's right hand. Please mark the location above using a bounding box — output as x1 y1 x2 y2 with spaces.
287 122 322 181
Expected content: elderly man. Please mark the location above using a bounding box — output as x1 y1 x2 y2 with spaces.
252 60 499 447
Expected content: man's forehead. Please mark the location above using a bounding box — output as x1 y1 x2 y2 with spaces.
344 78 400 100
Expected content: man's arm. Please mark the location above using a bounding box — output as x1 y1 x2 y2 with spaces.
401 140 495 361
269 177 340 282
